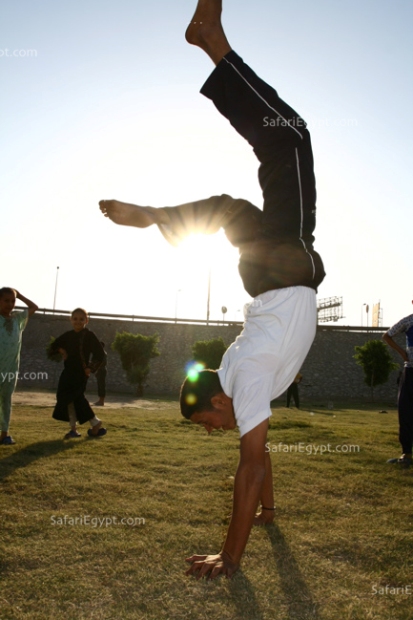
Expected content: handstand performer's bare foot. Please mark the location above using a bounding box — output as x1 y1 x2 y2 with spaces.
99 199 167 228
185 0 231 65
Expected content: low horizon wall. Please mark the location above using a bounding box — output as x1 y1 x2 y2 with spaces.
17 313 403 403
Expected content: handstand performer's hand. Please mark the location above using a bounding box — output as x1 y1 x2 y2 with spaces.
185 552 239 580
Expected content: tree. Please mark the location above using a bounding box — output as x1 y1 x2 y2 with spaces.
46 336 62 362
112 331 160 396
191 337 228 370
354 340 399 400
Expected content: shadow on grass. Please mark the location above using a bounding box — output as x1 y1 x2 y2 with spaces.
226 572 263 619
266 524 321 619
0 440 79 481
228 571 265 620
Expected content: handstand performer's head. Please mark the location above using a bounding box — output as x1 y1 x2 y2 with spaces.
180 369 236 433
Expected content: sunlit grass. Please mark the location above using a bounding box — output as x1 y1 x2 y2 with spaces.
1 401 412 620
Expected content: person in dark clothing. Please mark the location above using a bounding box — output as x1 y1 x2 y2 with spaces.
286 373 302 408
94 341 107 406
50 308 107 439
383 315 413 468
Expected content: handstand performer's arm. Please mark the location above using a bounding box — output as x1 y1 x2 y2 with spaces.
185 419 270 579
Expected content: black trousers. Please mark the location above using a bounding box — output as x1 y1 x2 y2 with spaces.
398 367 413 454
96 367 107 399
161 52 325 297
287 382 300 408
201 51 325 297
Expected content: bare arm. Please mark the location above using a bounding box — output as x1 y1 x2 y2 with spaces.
383 332 407 363
223 419 269 559
185 419 269 579
16 291 38 317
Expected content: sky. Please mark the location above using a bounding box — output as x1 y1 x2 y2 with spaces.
1 0 412 327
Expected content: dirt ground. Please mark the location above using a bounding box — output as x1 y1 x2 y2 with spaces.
13 388 177 410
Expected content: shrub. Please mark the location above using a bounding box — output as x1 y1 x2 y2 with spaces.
191 337 228 370
354 340 399 400
112 332 160 396
46 336 62 363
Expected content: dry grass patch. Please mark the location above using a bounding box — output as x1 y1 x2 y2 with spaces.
0 401 412 620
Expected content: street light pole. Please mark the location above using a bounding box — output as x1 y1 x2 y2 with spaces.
206 266 211 325
175 289 182 323
361 303 366 327
53 266 59 313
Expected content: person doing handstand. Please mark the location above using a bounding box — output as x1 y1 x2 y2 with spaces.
100 0 325 579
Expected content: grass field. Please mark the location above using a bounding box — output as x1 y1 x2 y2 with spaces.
1 396 412 620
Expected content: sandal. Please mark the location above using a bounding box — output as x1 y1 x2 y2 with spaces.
87 427 107 438
64 430 81 439
387 455 412 467
398 455 412 468
0 435 16 445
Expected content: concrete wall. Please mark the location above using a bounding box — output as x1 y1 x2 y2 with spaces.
18 313 403 402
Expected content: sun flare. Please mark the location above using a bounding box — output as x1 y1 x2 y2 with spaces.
172 231 245 321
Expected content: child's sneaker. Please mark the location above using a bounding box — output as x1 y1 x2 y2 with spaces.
387 454 412 468
398 455 412 468
64 430 81 439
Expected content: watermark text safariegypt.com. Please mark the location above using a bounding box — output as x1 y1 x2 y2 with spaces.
0 48 38 58
265 442 360 455
50 515 145 528
372 584 411 595
263 115 358 129
1 371 48 382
